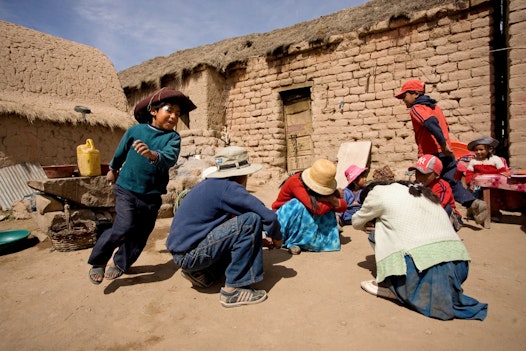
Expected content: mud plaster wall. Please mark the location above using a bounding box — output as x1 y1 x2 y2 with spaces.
0 116 124 166
182 67 226 132
224 5 496 181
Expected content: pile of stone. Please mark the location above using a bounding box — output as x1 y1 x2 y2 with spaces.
27 176 115 251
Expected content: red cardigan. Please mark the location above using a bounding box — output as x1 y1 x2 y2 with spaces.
465 155 507 184
272 172 346 216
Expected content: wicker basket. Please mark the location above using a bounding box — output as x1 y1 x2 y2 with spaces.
48 219 97 252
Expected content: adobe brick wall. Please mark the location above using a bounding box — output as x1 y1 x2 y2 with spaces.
225 3 496 180
508 0 526 168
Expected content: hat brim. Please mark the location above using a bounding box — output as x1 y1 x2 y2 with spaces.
301 168 337 196
394 91 406 99
408 166 433 174
206 163 262 178
467 137 499 151
134 89 197 123
346 167 368 186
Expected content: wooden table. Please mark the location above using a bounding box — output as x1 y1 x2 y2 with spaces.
471 174 526 228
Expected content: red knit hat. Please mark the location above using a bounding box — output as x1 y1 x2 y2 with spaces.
395 79 425 99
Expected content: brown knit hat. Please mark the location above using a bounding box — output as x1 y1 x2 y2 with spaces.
134 87 196 123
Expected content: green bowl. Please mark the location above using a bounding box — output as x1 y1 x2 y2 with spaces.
0 229 31 247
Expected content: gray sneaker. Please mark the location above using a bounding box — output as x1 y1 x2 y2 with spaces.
220 287 267 308
470 199 488 225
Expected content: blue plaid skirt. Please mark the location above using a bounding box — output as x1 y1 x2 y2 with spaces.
276 198 340 252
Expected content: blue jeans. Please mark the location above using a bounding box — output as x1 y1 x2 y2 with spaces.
437 153 476 207
172 212 264 288
88 184 161 271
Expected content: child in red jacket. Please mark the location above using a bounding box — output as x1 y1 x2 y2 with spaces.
396 79 487 225
409 154 463 231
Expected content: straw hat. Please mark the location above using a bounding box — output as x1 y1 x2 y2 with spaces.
301 159 337 195
206 146 262 178
134 87 197 123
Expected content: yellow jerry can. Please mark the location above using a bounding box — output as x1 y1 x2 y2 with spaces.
77 139 101 176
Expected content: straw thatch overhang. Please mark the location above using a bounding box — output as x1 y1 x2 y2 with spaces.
1 91 134 130
119 0 483 90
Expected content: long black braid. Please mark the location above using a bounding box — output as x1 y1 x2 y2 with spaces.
360 180 440 204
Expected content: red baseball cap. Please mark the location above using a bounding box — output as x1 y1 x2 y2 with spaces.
408 154 443 175
395 79 425 99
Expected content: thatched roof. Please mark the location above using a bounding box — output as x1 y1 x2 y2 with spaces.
119 0 480 90
0 20 134 130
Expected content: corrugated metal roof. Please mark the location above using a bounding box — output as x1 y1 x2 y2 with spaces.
0 163 47 211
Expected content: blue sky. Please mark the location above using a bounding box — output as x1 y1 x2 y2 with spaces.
0 0 368 71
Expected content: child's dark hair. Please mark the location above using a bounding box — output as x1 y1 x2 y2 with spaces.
349 170 368 191
360 180 440 204
481 144 495 158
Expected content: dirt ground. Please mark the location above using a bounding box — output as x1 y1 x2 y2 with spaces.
1 181 525 351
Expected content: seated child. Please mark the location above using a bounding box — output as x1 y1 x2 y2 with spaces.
338 165 368 226
408 154 463 231
465 136 507 189
466 136 511 220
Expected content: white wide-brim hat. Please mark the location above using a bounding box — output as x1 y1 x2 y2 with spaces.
206 146 262 178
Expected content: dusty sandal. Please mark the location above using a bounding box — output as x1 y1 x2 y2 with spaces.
288 246 301 255
89 266 105 285
104 266 124 280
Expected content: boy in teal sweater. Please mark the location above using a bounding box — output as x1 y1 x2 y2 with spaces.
88 88 196 284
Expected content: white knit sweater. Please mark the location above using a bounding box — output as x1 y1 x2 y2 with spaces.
352 183 470 282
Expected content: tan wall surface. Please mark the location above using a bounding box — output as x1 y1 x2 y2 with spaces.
0 116 124 167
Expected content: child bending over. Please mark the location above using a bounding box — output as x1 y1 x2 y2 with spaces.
408 154 463 231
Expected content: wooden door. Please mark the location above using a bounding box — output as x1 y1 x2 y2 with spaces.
281 88 314 172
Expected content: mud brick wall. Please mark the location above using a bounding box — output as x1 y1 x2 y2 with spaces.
508 0 526 168
225 3 496 180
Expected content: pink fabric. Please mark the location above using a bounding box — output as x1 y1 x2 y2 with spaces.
471 174 526 193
